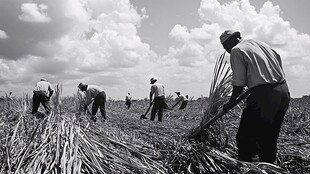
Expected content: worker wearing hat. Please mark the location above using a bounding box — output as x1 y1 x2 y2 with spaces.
171 92 188 110
32 78 54 116
149 77 166 122
78 82 106 122
220 30 290 163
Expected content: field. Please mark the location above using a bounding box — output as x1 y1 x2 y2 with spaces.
0 92 309 174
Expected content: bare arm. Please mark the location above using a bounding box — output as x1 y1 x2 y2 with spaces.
223 86 243 112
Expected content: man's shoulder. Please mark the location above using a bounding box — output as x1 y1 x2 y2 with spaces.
39 81 52 85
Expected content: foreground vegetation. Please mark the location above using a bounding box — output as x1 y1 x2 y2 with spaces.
1 55 309 173
0 92 309 173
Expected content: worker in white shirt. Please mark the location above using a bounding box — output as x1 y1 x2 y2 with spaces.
32 78 54 116
125 93 132 109
149 77 166 122
171 92 188 110
78 83 106 122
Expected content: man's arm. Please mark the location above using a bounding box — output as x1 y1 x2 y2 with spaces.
48 83 54 100
149 92 153 106
223 86 243 112
172 97 181 109
84 91 94 106
48 90 54 100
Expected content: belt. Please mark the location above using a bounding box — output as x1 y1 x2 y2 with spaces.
266 78 285 86
33 90 47 93
252 78 286 90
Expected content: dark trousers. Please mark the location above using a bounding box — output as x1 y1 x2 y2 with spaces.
150 97 165 122
32 91 51 114
125 100 131 109
92 91 106 119
179 101 188 109
237 82 290 163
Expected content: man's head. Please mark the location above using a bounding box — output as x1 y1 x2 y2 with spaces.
150 77 157 84
40 78 47 81
220 30 241 53
175 92 180 96
78 82 87 91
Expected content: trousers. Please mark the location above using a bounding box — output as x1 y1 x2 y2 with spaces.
237 81 290 163
32 91 51 114
92 91 106 119
150 96 165 122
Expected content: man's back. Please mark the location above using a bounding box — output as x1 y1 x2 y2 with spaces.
126 95 131 101
231 39 285 88
86 85 104 98
150 83 165 97
35 81 53 93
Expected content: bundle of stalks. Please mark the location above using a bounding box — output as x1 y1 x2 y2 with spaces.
75 89 86 114
52 83 63 115
0 83 168 174
188 52 233 145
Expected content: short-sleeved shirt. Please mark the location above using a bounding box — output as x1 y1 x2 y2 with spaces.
34 81 53 94
230 39 285 89
177 94 188 102
125 95 131 101
150 83 165 97
85 85 104 105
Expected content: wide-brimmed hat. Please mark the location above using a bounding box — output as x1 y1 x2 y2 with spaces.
78 82 86 89
150 77 157 84
40 78 47 81
220 30 241 44
175 92 180 95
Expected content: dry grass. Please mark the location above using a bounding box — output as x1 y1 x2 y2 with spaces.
0 71 309 173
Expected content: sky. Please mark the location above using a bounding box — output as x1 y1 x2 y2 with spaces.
0 0 309 100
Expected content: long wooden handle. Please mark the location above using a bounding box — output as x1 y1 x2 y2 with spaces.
144 101 154 115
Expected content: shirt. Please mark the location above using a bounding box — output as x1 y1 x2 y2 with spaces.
150 83 165 97
125 95 132 101
230 39 285 89
176 94 188 102
84 85 104 105
34 81 53 94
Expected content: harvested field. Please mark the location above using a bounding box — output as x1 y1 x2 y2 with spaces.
0 93 309 174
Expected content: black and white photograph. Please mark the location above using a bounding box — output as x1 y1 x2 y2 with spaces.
0 0 309 173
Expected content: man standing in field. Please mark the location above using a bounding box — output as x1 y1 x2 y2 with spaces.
78 83 106 122
171 92 188 110
125 93 132 109
220 30 290 163
149 77 166 122
32 78 54 116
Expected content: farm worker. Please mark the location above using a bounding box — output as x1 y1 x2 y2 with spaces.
125 93 132 109
171 92 188 110
220 30 290 163
149 77 166 122
78 83 106 122
32 78 54 116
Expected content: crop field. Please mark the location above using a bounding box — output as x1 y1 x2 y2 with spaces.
0 90 309 174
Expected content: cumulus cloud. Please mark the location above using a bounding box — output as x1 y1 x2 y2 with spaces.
0 30 8 39
19 3 52 23
0 0 156 98
0 0 309 98
163 0 310 97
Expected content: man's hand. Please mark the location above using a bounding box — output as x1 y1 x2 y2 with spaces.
223 101 235 112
